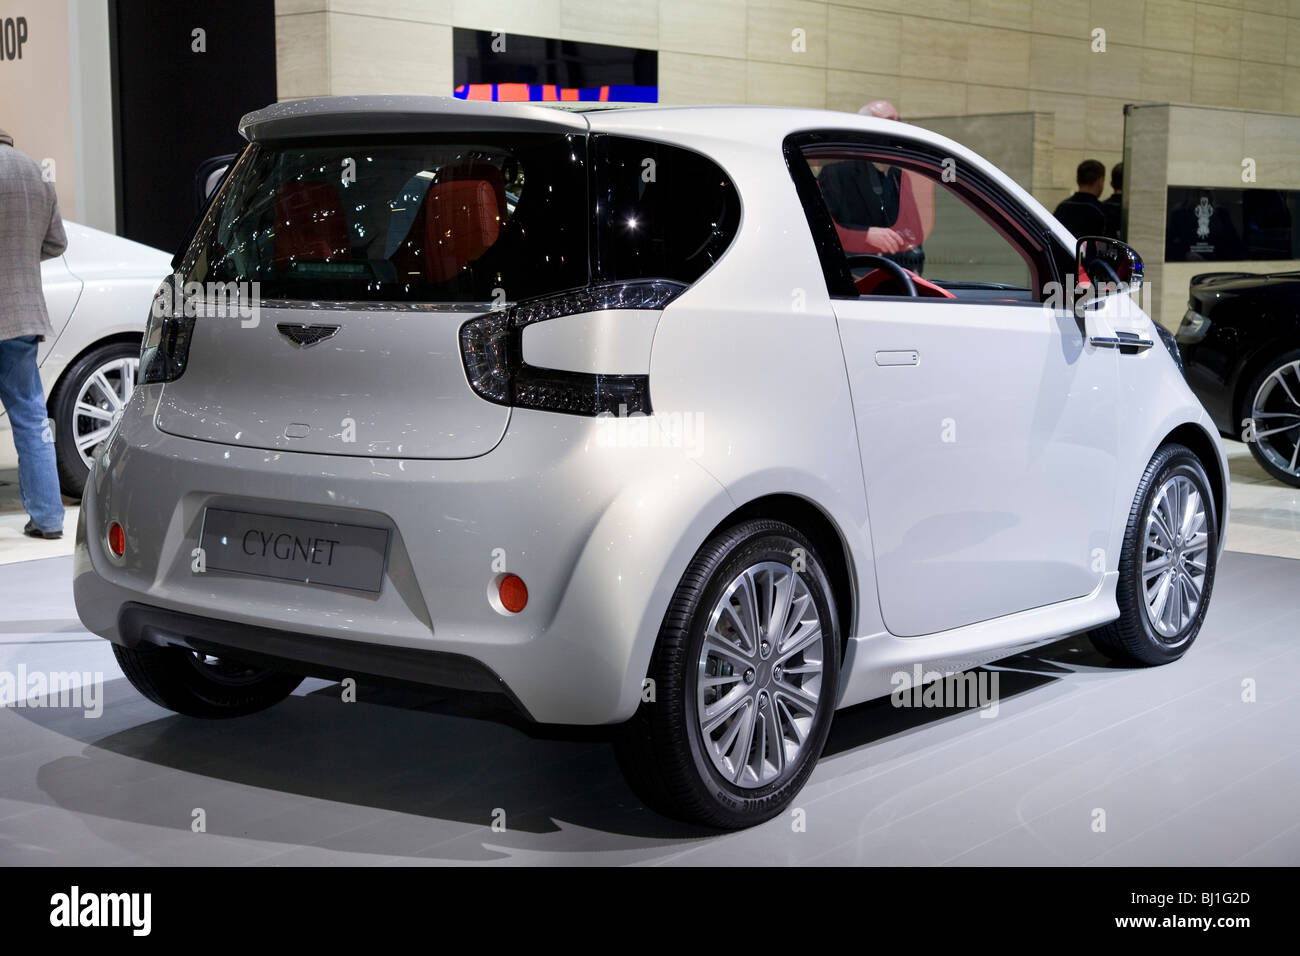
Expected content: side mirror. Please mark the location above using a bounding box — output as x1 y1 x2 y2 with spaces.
1077 236 1143 295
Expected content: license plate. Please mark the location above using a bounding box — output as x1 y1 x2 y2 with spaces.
199 508 389 592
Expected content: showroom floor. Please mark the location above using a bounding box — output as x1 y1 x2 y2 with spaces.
1 443 1297 865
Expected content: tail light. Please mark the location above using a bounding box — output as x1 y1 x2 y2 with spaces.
139 275 197 385
459 279 686 416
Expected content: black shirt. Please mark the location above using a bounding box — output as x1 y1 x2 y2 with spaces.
1102 193 1122 239
818 161 925 274
1053 191 1108 239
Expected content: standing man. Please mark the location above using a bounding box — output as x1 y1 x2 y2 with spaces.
0 127 68 539
1052 159 1109 239
1102 161 1123 239
817 99 934 274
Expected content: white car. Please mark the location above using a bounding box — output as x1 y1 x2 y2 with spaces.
74 97 1228 829
0 222 170 496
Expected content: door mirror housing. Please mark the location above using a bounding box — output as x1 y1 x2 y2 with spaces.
1077 236 1143 295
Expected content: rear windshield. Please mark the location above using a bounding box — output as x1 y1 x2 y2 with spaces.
181 130 739 303
183 132 589 303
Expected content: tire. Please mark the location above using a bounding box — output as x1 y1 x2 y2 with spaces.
1089 444 1219 666
48 340 140 499
112 643 303 718
614 519 841 829
1242 349 1300 487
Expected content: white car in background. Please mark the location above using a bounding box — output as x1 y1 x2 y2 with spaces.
0 222 170 497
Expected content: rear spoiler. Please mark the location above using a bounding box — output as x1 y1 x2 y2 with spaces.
239 95 588 142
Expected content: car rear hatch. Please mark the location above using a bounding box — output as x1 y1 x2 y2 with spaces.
152 98 591 459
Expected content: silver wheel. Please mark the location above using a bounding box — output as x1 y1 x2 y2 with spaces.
72 356 138 468
1250 359 1300 479
695 561 824 789
1141 475 1210 641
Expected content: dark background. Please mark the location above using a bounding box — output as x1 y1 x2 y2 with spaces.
453 28 655 91
110 0 277 255
1166 186 1300 262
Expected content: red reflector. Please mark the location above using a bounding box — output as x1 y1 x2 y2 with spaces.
498 574 528 614
108 522 125 557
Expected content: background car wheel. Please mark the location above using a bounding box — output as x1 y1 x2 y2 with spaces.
1089 443 1218 666
112 643 303 718
1243 349 1300 487
48 340 140 498
615 518 841 829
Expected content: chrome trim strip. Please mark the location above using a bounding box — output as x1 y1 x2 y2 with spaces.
190 297 503 314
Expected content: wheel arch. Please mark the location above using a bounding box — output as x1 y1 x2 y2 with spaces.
1231 339 1300 431
47 332 143 406
703 493 857 659
1160 421 1228 538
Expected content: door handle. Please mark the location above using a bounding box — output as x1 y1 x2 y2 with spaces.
875 350 920 366
1089 331 1153 353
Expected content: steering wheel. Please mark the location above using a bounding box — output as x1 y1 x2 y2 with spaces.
844 254 919 298
1083 257 1122 290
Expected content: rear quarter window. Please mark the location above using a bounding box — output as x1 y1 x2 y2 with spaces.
590 135 740 285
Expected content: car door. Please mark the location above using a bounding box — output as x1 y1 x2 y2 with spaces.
38 251 83 363
788 133 1120 637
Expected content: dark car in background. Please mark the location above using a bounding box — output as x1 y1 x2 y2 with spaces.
1179 270 1300 486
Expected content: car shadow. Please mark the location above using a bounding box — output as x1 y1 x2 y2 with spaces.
14 631 1113 858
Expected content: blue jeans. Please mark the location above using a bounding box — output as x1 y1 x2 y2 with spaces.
0 335 64 532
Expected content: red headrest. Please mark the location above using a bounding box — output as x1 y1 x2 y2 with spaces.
272 181 350 271
421 179 503 284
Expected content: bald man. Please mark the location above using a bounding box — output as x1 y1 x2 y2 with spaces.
816 100 932 275
860 100 900 121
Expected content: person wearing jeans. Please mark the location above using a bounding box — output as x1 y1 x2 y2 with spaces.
0 127 68 539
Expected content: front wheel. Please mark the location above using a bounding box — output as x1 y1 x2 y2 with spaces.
615 519 841 829
1089 444 1219 666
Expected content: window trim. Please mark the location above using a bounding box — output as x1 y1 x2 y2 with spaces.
783 130 1062 305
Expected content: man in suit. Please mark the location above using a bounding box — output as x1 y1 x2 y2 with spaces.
0 128 68 539
817 100 929 274
1053 159 1109 239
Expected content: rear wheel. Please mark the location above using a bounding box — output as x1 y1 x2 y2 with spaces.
48 340 140 498
112 643 303 718
1244 350 1300 487
615 519 841 829
1089 444 1218 666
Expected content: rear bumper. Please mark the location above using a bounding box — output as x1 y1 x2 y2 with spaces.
75 388 733 725
116 601 533 716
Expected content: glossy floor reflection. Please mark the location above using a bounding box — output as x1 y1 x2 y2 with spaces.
1 549 1298 866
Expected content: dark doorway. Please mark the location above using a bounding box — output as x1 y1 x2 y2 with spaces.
109 0 276 255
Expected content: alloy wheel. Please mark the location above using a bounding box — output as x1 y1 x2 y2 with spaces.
1250 359 1300 479
1141 475 1210 641
73 356 138 468
695 561 824 788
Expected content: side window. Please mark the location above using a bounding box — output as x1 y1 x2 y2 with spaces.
795 142 1047 303
590 135 740 285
